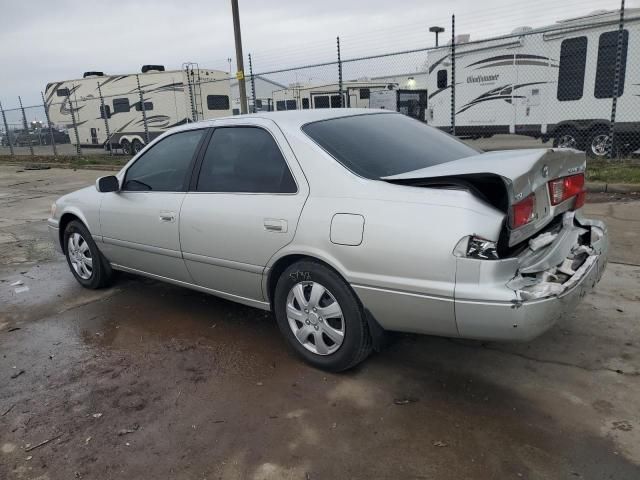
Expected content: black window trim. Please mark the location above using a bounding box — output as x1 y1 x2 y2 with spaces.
121 127 211 193
189 125 299 195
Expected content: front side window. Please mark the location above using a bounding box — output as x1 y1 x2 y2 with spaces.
113 98 130 113
196 127 296 193
595 30 628 99
557 37 588 101
122 129 205 191
303 113 478 179
207 95 230 110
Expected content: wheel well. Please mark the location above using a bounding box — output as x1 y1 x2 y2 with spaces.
266 254 344 307
58 213 82 251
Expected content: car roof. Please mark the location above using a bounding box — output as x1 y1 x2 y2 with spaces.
185 108 396 130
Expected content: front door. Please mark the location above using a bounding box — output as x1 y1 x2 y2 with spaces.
99 128 207 282
179 121 308 304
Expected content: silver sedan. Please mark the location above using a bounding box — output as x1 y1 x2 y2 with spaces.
48 109 608 371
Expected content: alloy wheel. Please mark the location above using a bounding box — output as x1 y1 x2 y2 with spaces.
67 232 93 280
286 281 345 355
591 134 611 157
557 134 577 149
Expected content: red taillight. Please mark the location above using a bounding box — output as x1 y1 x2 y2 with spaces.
510 193 536 229
548 173 585 207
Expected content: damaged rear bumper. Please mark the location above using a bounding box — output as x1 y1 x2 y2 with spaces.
454 212 608 341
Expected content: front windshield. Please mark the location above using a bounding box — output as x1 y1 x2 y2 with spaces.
302 113 480 179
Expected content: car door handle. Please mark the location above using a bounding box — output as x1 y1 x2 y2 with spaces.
264 219 287 233
159 211 176 223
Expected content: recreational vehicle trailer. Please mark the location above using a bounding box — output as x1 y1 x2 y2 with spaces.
427 9 640 157
44 65 231 153
271 81 398 111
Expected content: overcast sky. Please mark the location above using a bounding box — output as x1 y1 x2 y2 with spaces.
0 0 633 109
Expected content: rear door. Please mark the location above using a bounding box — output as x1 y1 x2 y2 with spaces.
99 128 207 282
179 119 309 304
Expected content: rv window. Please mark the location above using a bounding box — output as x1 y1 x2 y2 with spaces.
276 100 286 111
360 88 370 100
135 101 154 111
286 100 297 110
196 127 297 194
123 129 206 192
113 98 130 113
314 96 330 109
557 37 587 101
56 88 70 97
331 95 342 108
233 108 240 115
437 70 447 89
99 105 111 119
595 30 628 99
207 95 230 110
302 98 310 109
255 99 263 109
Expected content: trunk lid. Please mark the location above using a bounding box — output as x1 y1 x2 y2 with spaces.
382 148 586 247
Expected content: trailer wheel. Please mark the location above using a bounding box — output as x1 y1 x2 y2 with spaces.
553 130 580 150
132 139 144 154
586 128 613 159
120 139 132 155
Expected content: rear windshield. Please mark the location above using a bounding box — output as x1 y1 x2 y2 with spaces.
302 113 479 179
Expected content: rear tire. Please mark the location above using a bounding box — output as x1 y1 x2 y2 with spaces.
120 139 132 155
586 128 614 159
132 139 144 154
273 260 372 372
63 220 114 289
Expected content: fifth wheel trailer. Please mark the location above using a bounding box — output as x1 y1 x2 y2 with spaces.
44 65 231 154
427 9 640 157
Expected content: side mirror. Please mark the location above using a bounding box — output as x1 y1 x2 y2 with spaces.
96 175 119 193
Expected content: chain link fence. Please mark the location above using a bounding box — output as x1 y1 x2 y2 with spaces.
1 5 637 160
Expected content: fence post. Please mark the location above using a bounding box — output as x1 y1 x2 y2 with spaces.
41 91 58 157
450 15 456 136
609 0 625 159
67 87 82 156
0 101 15 157
337 36 343 108
136 75 150 145
248 53 257 113
18 96 35 157
97 82 113 156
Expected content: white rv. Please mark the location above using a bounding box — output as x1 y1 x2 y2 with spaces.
44 65 232 154
427 9 640 157
271 81 397 111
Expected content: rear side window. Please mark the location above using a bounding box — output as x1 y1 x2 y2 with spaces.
207 95 230 110
437 70 447 89
303 113 478 179
196 127 297 193
123 129 205 191
595 30 628 98
113 98 130 113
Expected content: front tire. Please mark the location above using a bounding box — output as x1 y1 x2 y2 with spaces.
63 220 114 289
587 128 614 159
274 260 372 371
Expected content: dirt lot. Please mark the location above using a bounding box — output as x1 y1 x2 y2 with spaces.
1 165 640 480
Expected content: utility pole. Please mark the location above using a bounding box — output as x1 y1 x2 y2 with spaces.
231 0 248 114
